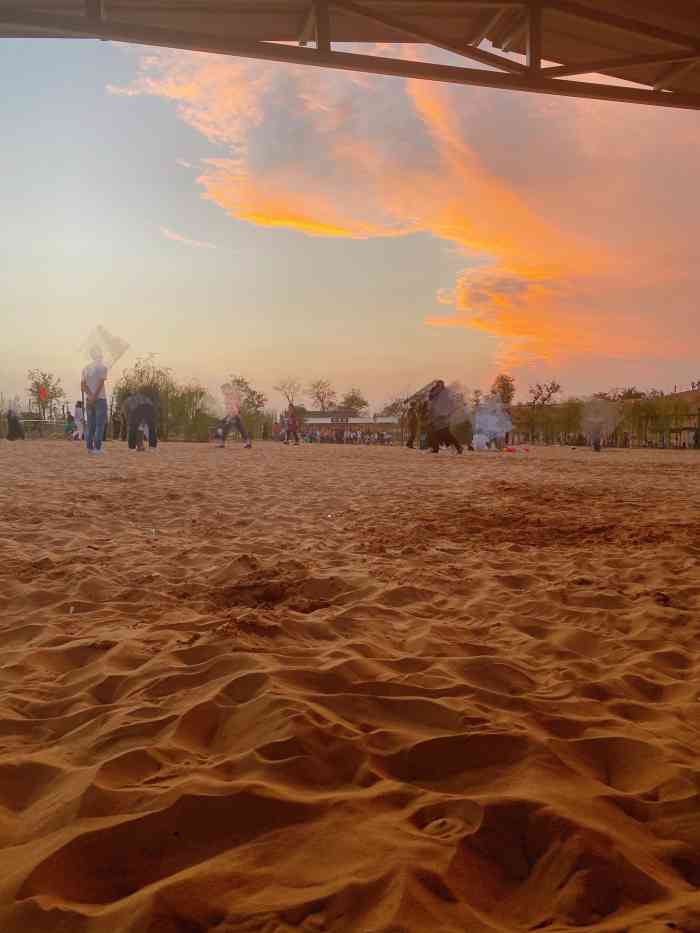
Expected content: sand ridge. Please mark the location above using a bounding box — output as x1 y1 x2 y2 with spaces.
0 441 700 932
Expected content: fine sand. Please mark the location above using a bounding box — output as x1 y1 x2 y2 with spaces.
1 440 700 933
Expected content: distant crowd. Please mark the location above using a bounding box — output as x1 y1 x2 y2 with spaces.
273 425 394 445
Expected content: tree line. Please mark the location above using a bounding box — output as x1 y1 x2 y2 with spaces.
511 382 699 446
273 377 370 416
4 367 699 446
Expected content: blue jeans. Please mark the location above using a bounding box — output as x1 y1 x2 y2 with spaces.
86 398 108 451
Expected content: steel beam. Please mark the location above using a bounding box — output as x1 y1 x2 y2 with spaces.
467 7 509 46
329 0 526 72
315 0 330 50
654 59 699 91
526 1 541 70
298 4 316 46
543 50 700 78
1 8 700 110
499 11 527 51
85 0 102 20
544 0 700 52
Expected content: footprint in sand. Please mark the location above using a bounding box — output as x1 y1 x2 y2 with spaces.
422 817 471 840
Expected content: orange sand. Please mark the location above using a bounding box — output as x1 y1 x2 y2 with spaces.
1 440 699 933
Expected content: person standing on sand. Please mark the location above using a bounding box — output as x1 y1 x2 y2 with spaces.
6 405 24 440
405 401 419 449
216 414 252 449
219 383 252 449
81 347 108 455
427 380 463 455
284 403 300 446
74 400 85 440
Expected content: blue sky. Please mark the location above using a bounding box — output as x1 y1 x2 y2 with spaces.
1 39 487 411
2 38 700 412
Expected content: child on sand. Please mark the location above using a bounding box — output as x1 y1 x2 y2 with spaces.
73 401 85 440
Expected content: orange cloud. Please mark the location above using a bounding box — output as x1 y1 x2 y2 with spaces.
115 49 700 374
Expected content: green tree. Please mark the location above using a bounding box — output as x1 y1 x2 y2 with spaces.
227 375 267 416
226 375 269 439
114 357 178 439
169 380 216 441
340 388 369 415
557 397 584 440
490 373 516 406
27 370 65 421
526 381 562 442
647 394 690 447
617 386 646 401
307 379 337 411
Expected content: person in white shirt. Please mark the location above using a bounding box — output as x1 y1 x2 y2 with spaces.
81 347 108 454
73 401 85 440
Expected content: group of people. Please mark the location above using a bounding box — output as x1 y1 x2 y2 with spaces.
7 369 471 458
404 379 465 455
76 349 159 454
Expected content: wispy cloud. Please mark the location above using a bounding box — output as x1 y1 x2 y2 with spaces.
117 50 700 376
159 225 215 249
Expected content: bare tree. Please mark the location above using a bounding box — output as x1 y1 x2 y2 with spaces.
528 381 562 408
307 379 337 411
379 394 405 418
274 377 303 406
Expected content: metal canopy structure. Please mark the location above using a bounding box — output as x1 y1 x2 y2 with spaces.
3 1 700 110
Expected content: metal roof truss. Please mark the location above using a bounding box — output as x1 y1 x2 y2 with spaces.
2 0 700 109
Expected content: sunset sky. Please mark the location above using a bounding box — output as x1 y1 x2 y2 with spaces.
2 37 700 411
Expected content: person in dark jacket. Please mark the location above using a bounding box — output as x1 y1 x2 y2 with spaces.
427 380 463 454
405 401 419 449
122 392 158 450
6 407 24 441
284 403 300 445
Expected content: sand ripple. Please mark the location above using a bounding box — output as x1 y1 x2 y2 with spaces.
1 441 700 932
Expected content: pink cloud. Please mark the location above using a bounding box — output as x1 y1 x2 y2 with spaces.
116 50 700 378
159 225 215 249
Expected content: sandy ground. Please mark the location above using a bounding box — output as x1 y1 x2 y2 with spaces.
1 439 700 933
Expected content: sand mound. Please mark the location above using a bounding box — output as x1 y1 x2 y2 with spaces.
1 441 700 932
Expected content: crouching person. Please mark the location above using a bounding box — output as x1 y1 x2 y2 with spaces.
123 393 158 451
